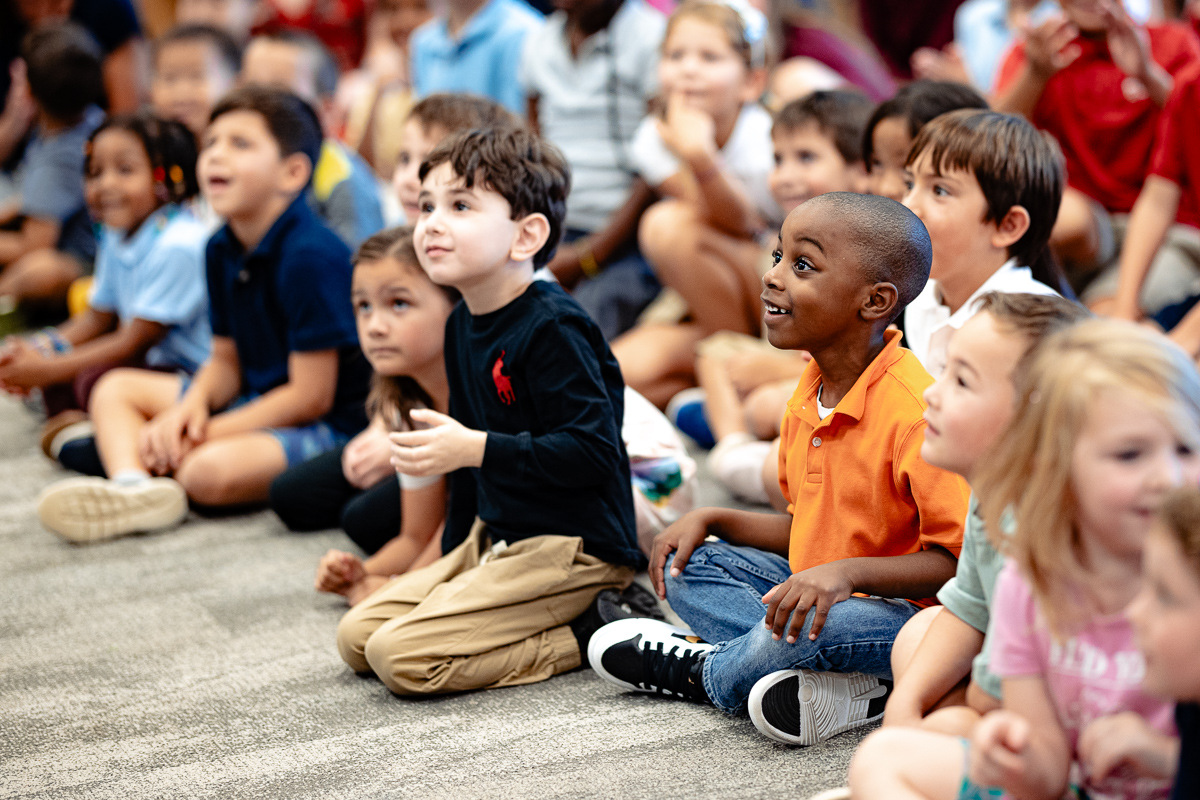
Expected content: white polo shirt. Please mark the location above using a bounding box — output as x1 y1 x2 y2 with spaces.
905 259 1059 377
519 0 665 231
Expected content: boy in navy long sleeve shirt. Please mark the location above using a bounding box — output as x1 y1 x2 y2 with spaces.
335 127 643 696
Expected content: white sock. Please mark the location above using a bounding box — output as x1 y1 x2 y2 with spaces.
709 433 771 504
111 470 149 486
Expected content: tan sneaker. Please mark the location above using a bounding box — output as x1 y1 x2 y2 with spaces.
37 477 188 543
806 790 851 800
39 410 92 459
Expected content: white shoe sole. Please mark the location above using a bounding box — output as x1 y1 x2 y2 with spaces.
37 477 188 543
749 669 886 746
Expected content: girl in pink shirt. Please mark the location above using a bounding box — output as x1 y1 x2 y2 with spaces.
850 318 1198 800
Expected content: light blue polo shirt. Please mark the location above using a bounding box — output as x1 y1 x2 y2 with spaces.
89 205 212 373
410 0 543 114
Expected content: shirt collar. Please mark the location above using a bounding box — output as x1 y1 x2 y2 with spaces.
212 194 312 267
434 0 509 48
105 205 179 264
793 328 905 424
915 258 1027 333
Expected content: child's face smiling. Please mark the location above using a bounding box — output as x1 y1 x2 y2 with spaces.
1071 390 1200 565
1129 526 1200 702
867 116 912 202
414 162 522 294
197 110 291 222
921 312 1024 481
353 256 455 380
84 128 160 234
658 16 752 122
769 122 862 215
152 40 235 139
761 201 871 353
902 151 1004 286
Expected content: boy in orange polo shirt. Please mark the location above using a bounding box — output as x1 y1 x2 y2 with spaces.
589 192 970 746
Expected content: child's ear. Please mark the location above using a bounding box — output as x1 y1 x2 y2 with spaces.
861 281 899 323
741 67 769 105
991 204 1031 251
509 212 551 263
280 152 313 195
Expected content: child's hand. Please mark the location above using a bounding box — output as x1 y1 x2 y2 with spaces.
315 549 367 594
1078 711 1179 782
969 710 1034 793
139 400 208 474
650 508 716 599
761 561 854 642
0 339 46 394
1020 13 1081 79
657 92 718 165
1100 0 1153 83
345 574 390 606
342 426 395 489
389 408 486 477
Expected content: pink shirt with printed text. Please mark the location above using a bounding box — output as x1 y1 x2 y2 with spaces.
989 561 1176 800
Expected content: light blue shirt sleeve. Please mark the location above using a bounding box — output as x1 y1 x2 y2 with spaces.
128 236 207 326
87 232 118 312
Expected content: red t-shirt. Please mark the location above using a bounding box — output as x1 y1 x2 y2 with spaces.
995 23 1200 215
1150 73 1200 229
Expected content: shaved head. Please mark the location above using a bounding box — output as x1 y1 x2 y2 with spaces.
807 192 931 320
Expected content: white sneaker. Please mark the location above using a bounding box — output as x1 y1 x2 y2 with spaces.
805 789 851 800
37 477 189 543
748 669 891 746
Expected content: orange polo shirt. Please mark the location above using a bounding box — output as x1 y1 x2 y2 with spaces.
778 330 969 606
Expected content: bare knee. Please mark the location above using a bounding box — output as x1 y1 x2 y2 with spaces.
638 200 697 277
2 249 82 304
175 448 242 506
744 385 787 440
891 606 943 680
88 368 154 415
848 727 911 794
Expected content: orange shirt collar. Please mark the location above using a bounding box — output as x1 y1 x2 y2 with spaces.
789 329 905 425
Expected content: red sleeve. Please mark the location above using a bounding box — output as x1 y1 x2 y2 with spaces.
1150 22 1200 78
993 40 1028 95
1150 76 1195 185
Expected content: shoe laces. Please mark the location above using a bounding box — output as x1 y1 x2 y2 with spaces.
640 639 708 703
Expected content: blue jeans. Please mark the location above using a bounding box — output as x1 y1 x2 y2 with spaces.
664 542 920 714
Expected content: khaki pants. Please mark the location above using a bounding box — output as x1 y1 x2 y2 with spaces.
336 520 634 695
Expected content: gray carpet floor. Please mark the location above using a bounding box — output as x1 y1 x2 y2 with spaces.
0 393 867 799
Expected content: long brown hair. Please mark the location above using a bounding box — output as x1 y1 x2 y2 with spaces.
354 226 459 430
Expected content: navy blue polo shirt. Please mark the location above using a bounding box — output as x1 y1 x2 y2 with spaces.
205 195 370 435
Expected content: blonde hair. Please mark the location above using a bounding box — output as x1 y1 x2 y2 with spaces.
977 318 1200 635
664 1 757 68
353 226 458 431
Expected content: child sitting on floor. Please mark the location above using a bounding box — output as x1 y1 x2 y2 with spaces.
901 108 1070 377
589 192 970 746
883 293 1087 737
0 23 105 319
0 113 210 462
850 319 1195 799
35 86 370 543
335 127 645 695
610 0 778 408
273 226 456 604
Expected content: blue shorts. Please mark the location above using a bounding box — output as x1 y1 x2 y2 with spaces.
178 378 351 467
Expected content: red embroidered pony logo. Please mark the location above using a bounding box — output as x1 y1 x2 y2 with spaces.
492 350 515 405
